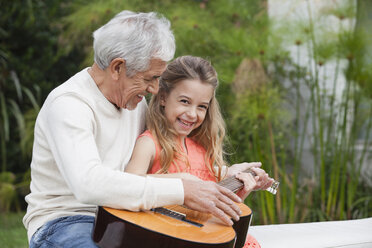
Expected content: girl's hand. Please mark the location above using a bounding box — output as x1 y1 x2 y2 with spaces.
227 162 275 192
226 162 262 177
250 167 275 191
234 172 258 200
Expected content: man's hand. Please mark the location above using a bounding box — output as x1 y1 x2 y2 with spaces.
182 179 242 226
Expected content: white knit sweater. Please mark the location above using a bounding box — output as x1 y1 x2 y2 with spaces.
23 68 184 241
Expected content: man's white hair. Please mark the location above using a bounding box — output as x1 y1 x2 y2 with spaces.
93 10 175 76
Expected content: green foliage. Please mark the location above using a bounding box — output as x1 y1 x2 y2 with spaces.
60 0 269 90
0 212 28 248
229 85 289 163
228 84 290 224
0 172 18 212
0 0 87 167
0 170 30 213
257 0 372 223
0 0 86 213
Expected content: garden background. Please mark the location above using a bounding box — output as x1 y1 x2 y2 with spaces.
1 0 371 247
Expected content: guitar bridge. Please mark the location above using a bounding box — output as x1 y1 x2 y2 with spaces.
151 207 203 227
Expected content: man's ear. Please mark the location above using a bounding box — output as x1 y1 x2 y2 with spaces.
109 58 126 80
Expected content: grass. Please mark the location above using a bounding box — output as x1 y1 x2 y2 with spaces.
0 212 28 248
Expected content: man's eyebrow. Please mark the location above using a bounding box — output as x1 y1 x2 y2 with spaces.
145 75 161 80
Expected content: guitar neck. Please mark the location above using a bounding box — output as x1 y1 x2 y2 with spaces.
217 169 256 192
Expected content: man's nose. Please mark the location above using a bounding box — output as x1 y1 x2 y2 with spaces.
147 79 159 94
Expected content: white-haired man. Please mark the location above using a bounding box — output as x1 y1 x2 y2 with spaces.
23 10 256 247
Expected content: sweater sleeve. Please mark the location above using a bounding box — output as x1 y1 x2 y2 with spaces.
43 94 184 210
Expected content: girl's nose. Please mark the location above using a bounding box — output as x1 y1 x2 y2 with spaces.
186 107 197 119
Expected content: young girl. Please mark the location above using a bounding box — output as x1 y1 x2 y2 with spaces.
126 55 271 248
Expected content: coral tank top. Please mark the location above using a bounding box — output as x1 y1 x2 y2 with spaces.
139 130 216 182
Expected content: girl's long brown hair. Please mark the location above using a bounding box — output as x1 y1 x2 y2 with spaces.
146 56 226 181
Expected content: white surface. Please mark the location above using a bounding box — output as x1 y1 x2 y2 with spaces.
249 217 372 248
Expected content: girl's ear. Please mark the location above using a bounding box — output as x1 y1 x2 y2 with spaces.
160 93 166 106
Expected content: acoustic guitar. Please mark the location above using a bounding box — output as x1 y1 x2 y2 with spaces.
92 170 257 248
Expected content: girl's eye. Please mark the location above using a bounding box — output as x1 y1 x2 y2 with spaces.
180 99 189 104
199 105 208 110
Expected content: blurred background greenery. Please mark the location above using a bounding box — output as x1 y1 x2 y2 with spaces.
1 0 371 246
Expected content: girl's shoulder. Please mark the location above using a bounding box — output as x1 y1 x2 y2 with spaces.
138 130 154 139
138 130 160 157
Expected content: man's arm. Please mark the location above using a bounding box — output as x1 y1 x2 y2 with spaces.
44 95 184 210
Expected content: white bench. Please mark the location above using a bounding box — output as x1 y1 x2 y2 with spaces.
249 217 372 248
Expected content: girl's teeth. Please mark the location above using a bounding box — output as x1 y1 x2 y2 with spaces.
180 119 192 126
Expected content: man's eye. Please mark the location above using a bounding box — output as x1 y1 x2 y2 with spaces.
180 99 189 104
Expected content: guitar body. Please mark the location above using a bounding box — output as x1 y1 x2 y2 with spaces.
93 203 252 248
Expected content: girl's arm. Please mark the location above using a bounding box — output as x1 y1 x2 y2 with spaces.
125 136 155 175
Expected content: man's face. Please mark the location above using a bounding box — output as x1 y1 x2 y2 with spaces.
117 59 167 110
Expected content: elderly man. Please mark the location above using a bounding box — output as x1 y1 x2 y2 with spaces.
23 10 258 247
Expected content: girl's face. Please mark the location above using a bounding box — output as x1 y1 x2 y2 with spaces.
161 79 214 139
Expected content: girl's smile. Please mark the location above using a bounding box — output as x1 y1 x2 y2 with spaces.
161 79 214 139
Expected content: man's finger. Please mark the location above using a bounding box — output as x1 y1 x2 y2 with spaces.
208 203 234 226
182 179 244 225
217 193 242 215
218 184 242 203
215 200 240 222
